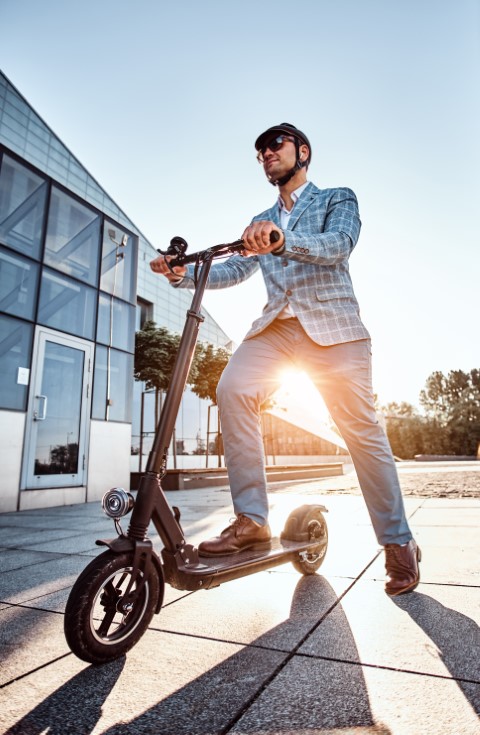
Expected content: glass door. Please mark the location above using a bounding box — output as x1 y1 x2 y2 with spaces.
22 328 93 489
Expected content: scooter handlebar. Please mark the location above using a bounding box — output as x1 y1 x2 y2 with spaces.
160 231 280 268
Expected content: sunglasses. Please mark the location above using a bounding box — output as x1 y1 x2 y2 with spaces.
256 135 296 163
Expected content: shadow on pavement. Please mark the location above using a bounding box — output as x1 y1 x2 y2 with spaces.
5 657 125 735
393 592 480 716
99 576 390 734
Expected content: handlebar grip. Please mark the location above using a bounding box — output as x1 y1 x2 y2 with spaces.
270 230 281 244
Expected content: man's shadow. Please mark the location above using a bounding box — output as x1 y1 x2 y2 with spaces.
98 575 391 735
393 592 480 715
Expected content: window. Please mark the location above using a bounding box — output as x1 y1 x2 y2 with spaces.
0 154 48 260
136 298 153 330
96 294 135 353
44 186 101 286
100 222 137 304
37 268 97 340
0 246 39 320
92 345 133 422
0 314 33 410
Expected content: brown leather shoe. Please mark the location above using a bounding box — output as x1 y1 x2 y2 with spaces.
384 539 421 596
198 514 272 557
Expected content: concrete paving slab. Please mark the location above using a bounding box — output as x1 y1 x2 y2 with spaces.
298 579 480 681
1 629 286 735
155 571 352 650
367 525 479 586
0 548 65 573
230 655 480 735
0 554 91 605
409 505 480 527
0 513 112 532
22 536 103 554
0 527 93 549
0 487 478 734
420 498 480 509
0 605 70 686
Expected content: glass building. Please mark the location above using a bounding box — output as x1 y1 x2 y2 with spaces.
0 70 232 512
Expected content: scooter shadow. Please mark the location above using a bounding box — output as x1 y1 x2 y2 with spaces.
4 657 125 735
99 574 391 734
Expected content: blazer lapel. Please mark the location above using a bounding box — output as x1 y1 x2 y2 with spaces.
268 204 281 229
287 183 317 230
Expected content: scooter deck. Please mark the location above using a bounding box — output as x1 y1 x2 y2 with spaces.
197 537 318 570
166 536 325 591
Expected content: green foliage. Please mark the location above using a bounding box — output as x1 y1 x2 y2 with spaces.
419 369 480 455
383 368 480 458
134 320 231 404
189 343 231 404
381 402 427 459
134 321 180 392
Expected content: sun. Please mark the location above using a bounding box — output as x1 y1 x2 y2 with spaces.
276 369 328 411
265 369 346 450
273 369 329 423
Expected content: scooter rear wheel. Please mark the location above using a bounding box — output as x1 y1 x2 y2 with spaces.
281 505 328 575
291 521 328 575
64 550 162 665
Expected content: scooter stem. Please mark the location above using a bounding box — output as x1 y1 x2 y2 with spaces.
146 257 213 476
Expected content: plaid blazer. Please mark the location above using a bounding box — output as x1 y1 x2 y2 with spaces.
178 182 371 346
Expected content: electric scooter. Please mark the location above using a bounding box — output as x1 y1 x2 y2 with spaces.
64 234 329 665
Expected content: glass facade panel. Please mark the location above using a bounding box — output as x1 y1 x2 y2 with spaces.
97 294 135 353
44 186 101 285
136 298 153 330
38 268 96 339
0 154 48 260
0 314 33 410
92 345 132 422
100 222 137 304
33 341 84 476
0 246 39 320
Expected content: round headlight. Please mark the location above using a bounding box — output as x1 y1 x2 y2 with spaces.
102 487 135 519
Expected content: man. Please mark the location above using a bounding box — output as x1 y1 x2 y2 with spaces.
150 123 420 596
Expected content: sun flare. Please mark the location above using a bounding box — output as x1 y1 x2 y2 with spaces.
267 370 347 450
274 370 329 422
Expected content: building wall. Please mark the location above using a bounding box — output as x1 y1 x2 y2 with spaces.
0 71 232 512
0 410 25 512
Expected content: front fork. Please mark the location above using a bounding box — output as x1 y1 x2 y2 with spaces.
97 473 198 611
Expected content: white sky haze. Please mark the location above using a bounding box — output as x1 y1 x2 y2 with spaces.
1 0 478 408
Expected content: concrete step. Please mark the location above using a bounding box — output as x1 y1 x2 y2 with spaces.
131 463 344 491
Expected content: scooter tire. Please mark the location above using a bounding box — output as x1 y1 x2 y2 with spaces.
64 549 162 665
281 505 328 575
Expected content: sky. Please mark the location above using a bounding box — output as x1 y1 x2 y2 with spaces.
1 0 479 409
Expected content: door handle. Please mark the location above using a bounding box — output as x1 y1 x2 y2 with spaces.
34 394 48 421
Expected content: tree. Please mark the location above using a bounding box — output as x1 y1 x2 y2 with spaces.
189 343 231 404
134 321 181 426
419 369 480 455
381 402 427 459
134 321 181 391
134 321 232 457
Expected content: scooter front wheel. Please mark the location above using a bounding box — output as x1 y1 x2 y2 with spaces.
64 550 162 665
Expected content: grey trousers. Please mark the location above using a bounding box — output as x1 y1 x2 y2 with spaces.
216 318 412 546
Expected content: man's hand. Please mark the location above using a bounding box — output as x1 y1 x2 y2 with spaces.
241 221 284 256
150 254 187 281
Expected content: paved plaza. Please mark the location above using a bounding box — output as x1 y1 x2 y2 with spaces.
0 461 479 734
